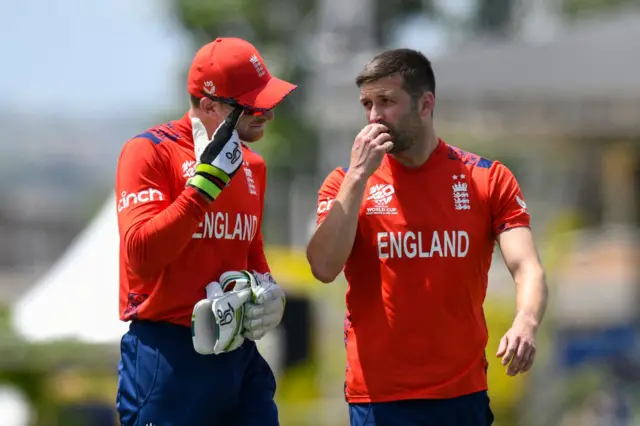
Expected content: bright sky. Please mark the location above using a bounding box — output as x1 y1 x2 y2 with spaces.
0 0 474 117
0 0 193 116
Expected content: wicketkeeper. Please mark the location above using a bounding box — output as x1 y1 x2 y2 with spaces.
115 37 295 426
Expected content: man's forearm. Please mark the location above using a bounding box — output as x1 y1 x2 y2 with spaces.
307 171 367 283
514 262 548 330
124 188 208 279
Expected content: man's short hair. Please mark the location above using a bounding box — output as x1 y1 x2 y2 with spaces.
355 49 436 101
190 95 201 108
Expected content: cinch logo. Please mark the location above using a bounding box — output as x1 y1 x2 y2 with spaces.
317 198 335 215
118 189 164 212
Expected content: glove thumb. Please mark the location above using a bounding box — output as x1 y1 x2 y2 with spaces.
219 271 252 292
205 281 223 300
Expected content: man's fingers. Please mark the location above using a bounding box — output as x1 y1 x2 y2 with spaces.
501 337 519 366
497 333 538 376
496 336 508 357
371 132 392 146
516 344 536 374
509 355 529 376
381 141 395 152
507 340 537 376
371 133 393 154
520 346 536 373
365 123 389 139
356 123 377 140
506 342 526 376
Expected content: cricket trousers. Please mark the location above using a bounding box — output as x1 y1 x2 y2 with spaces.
116 320 278 426
349 391 494 426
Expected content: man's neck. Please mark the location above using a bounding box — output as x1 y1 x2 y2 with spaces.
390 129 439 169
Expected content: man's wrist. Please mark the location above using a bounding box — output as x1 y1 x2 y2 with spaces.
188 183 215 203
514 310 540 331
188 174 224 203
345 168 369 184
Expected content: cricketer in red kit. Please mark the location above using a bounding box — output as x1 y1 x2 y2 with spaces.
115 37 295 426
307 48 549 426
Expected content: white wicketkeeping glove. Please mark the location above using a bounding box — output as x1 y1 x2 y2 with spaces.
242 271 286 341
191 272 252 355
187 109 245 202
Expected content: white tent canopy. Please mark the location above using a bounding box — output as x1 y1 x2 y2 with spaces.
11 193 128 344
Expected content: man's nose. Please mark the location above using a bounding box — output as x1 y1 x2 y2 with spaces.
261 109 275 120
368 106 383 124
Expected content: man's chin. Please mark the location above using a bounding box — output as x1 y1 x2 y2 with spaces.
389 141 410 154
238 130 264 143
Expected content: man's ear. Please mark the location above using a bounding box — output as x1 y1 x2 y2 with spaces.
199 96 217 115
419 91 435 118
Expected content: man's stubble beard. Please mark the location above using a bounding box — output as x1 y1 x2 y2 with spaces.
388 109 423 154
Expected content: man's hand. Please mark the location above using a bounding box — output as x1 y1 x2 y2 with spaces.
191 278 251 355
188 108 245 202
496 312 538 376
349 123 394 178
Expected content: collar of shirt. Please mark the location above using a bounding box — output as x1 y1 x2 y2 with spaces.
171 112 193 141
384 138 446 175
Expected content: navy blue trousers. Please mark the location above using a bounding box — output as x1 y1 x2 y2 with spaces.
116 320 278 426
349 391 494 426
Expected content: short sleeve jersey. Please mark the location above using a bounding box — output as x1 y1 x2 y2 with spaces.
116 113 269 327
315 139 530 403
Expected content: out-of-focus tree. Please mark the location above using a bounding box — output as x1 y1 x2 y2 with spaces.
475 0 513 36
375 0 433 42
562 0 638 18
375 0 519 48
171 0 319 173
472 0 638 37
